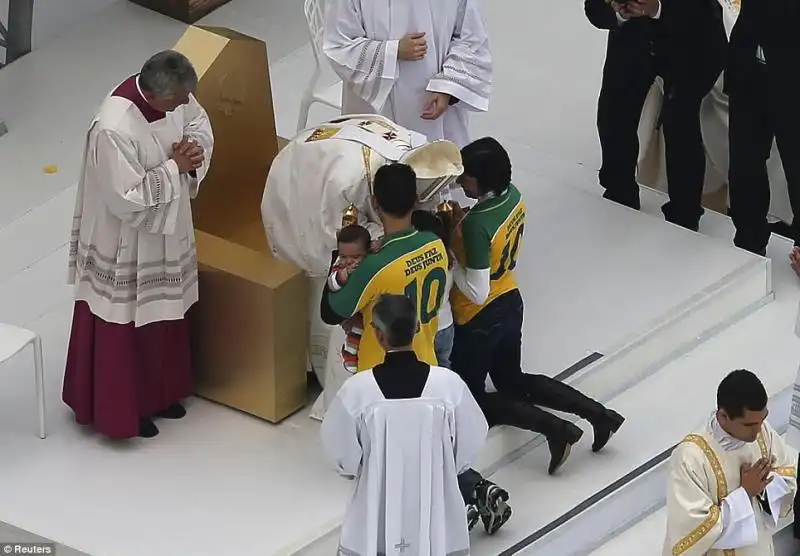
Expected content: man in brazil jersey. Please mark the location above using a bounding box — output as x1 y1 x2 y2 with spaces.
320 162 513 535
450 137 626 475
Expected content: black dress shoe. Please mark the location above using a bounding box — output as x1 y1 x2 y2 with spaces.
547 423 584 475
591 409 625 452
156 403 187 420
138 418 159 438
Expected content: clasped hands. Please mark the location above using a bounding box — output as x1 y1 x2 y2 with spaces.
171 137 204 174
607 0 660 19
740 457 775 498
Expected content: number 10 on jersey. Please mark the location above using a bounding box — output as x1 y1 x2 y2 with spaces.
404 267 447 325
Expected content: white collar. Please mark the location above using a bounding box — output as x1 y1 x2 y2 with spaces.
135 75 146 101
708 412 747 451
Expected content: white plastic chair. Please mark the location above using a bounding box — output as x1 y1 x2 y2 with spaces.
0 324 46 439
297 0 343 133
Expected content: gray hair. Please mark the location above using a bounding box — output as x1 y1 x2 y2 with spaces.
373 294 417 348
139 50 198 99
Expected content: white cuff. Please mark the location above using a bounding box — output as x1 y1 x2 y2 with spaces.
764 474 792 527
652 0 661 18
616 12 628 24
452 259 490 305
328 269 345 292
712 487 759 549
164 158 180 178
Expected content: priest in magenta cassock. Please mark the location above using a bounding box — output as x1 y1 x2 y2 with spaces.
322 0 492 148
63 50 214 440
664 370 796 555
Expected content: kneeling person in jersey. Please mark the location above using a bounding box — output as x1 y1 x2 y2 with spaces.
450 137 625 474
321 162 512 534
321 294 488 555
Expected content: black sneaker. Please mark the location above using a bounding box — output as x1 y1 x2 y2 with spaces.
475 480 512 535
466 504 480 532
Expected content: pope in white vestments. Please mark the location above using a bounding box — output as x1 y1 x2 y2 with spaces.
63 51 214 439
664 370 797 555
322 0 492 148
261 115 463 420
322 294 487 555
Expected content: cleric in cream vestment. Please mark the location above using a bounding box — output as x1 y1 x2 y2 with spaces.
63 51 214 439
664 373 796 555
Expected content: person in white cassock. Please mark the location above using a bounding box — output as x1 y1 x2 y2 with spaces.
321 0 492 148
63 50 214 439
321 294 487 556
261 115 464 421
664 370 797 555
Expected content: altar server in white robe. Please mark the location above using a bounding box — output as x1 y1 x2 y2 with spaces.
322 0 492 148
322 294 487 555
63 50 213 439
664 370 796 555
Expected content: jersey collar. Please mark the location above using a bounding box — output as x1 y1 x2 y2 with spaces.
381 227 418 248
470 184 512 214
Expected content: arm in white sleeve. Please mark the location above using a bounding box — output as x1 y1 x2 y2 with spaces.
322 0 398 112
180 93 214 199
760 423 797 525
452 217 492 305
451 258 490 305
712 487 759 549
362 220 384 241
321 384 362 479
93 128 183 235
426 0 492 111
763 475 792 528
328 266 346 292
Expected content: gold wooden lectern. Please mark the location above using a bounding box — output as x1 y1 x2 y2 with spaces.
174 26 309 423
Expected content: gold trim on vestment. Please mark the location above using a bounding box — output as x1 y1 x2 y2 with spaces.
306 126 339 142
773 466 796 477
362 145 373 193
757 430 768 459
673 435 735 555
672 504 722 556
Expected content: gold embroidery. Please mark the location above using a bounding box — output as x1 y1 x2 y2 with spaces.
673 435 732 555
757 430 768 459
773 466 796 477
672 505 721 555
683 435 728 498
361 145 373 193
731 0 741 12
306 127 339 142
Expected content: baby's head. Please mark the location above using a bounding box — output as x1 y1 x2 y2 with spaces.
337 224 371 267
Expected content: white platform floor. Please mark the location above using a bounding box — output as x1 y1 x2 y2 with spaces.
1 1 799 556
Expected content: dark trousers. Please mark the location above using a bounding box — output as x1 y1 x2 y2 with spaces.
458 468 484 505
728 62 800 253
598 57 718 229
450 290 606 438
